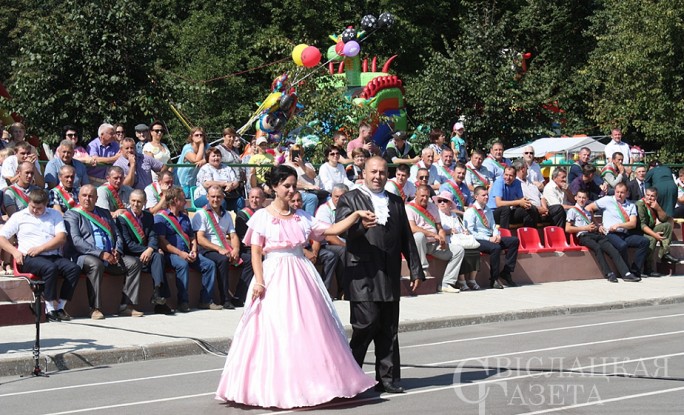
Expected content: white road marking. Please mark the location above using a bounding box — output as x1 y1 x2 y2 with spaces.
42 392 215 415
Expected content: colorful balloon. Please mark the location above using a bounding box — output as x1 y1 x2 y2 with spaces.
292 44 308 66
342 41 360 57
261 92 282 113
377 12 395 28
301 46 322 68
335 40 345 56
341 27 357 43
361 15 377 31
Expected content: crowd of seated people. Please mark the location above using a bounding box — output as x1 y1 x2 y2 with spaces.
1 119 683 323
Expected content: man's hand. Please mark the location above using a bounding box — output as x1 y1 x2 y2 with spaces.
410 278 421 293
26 246 44 257
490 234 501 244
102 252 117 265
126 152 136 166
304 249 317 264
12 250 24 266
586 223 598 232
139 247 153 264
436 233 447 249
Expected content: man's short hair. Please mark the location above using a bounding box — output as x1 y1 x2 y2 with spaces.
415 184 431 194
576 189 589 198
121 137 136 146
164 187 185 204
473 186 487 196
454 162 467 171
645 187 658 195
14 141 32 152
351 148 370 158
18 161 34 172
511 159 525 171
59 139 75 150
421 147 434 157
611 152 623 161
441 146 454 155
471 149 485 159
98 123 114 137
248 187 265 198
158 170 174 181
504 165 517 174
395 164 410 174
28 188 48 205
551 167 567 179
579 147 591 154
582 164 596 176
59 164 76 177
130 189 146 202
358 121 371 130
614 182 628 192
107 166 124 177
331 183 349 193
207 184 224 196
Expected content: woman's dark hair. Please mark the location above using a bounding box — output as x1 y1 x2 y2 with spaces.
649 160 661 168
325 145 342 157
429 128 445 143
265 164 297 188
61 125 81 143
205 146 222 162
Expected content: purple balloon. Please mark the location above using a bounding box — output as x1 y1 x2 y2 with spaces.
342 41 360 57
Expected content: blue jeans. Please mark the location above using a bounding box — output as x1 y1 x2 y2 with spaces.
606 232 649 276
167 253 216 304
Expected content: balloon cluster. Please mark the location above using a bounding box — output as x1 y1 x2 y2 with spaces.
292 44 322 68
329 12 395 59
255 73 299 135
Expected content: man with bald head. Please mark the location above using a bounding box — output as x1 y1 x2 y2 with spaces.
3 161 40 217
336 156 425 394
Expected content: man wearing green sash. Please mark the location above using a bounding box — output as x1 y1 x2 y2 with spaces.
636 187 682 270
95 166 133 218
3 161 40 217
406 185 465 293
48 165 79 213
64 185 144 319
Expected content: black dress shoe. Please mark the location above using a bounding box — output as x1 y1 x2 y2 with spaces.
374 380 405 394
622 273 641 282
56 309 71 321
501 274 517 287
648 271 663 278
154 304 175 315
490 280 504 289
46 311 61 322
223 301 236 310
662 254 681 265
230 298 245 308
606 273 619 283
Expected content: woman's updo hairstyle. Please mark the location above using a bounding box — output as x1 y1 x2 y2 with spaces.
265 164 297 189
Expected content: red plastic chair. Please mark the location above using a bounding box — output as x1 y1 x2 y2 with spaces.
498 227 512 238
12 258 41 281
516 227 555 254
544 226 584 252
568 233 590 252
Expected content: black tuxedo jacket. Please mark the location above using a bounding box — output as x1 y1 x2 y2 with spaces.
115 209 159 255
336 188 425 302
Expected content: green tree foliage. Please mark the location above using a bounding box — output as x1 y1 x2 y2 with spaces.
5 0 193 144
579 0 684 158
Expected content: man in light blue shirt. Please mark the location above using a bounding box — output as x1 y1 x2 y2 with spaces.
489 165 539 229
44 140 89 189
464 186 519 289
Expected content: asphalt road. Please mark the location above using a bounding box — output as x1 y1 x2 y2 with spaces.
1 303 683 415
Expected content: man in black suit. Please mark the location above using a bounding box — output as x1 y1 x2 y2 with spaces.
627 164 648 202
116 189 174 314
64 184 143 320
336 156 425 394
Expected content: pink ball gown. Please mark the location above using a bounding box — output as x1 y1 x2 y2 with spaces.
215 208 375 409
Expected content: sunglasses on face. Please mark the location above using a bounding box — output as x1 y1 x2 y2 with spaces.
66 133 77 138
524 152 534 155
418 176 429 180
152 129 164 133
329 152 339 156
437 199 449 203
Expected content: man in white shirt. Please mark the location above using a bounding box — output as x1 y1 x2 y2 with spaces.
515 160 550 220
1 141 44 189
385 164 415 202
406 185 464 292
0 189 81 321
542 168 574 228
522 145 544 191
314 183 348 298
604 128 631 166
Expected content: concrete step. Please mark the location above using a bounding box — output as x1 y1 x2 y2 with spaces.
0 301 45 326
0 276 34 302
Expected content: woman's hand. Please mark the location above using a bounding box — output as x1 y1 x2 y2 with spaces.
357 210 377 228
252 283 265 301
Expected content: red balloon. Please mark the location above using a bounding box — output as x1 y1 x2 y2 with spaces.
335 41 345 56
301 46 322 68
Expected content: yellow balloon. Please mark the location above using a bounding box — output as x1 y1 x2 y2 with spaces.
261 92 282 113
292 44 308 66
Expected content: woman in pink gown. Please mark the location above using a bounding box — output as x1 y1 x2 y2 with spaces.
216 165 377 409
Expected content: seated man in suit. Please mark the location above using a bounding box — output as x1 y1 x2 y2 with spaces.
64 185 144 319
0 189 81 321
193 185 245 310
48 165 79 213
489 165 538 229
464 186 520 289
627 164 648 202
155 187 221 313
116 189 174 315
3 161 41 217
96 166 133 218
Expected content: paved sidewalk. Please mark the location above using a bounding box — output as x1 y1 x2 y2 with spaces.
1 276 683 377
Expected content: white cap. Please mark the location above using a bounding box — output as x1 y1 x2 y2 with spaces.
256 136 268 146
453 122 464 131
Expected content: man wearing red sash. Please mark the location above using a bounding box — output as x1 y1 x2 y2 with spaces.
64 185 144 319
566 190 637 282
233 187 263 306
0 189 81 321
636 187 682 270
435 147 456 184
116 189 174 315
155 187 221 312
3 161 40 217
48 165 79 213
463 186 520 289
465 150 493 192
438 163 472 215
585 182 649 279
144 170 174 214
384 164 415 203
96 166 133 218
482 142 512 183
193 185 250 310
406 185 465 293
